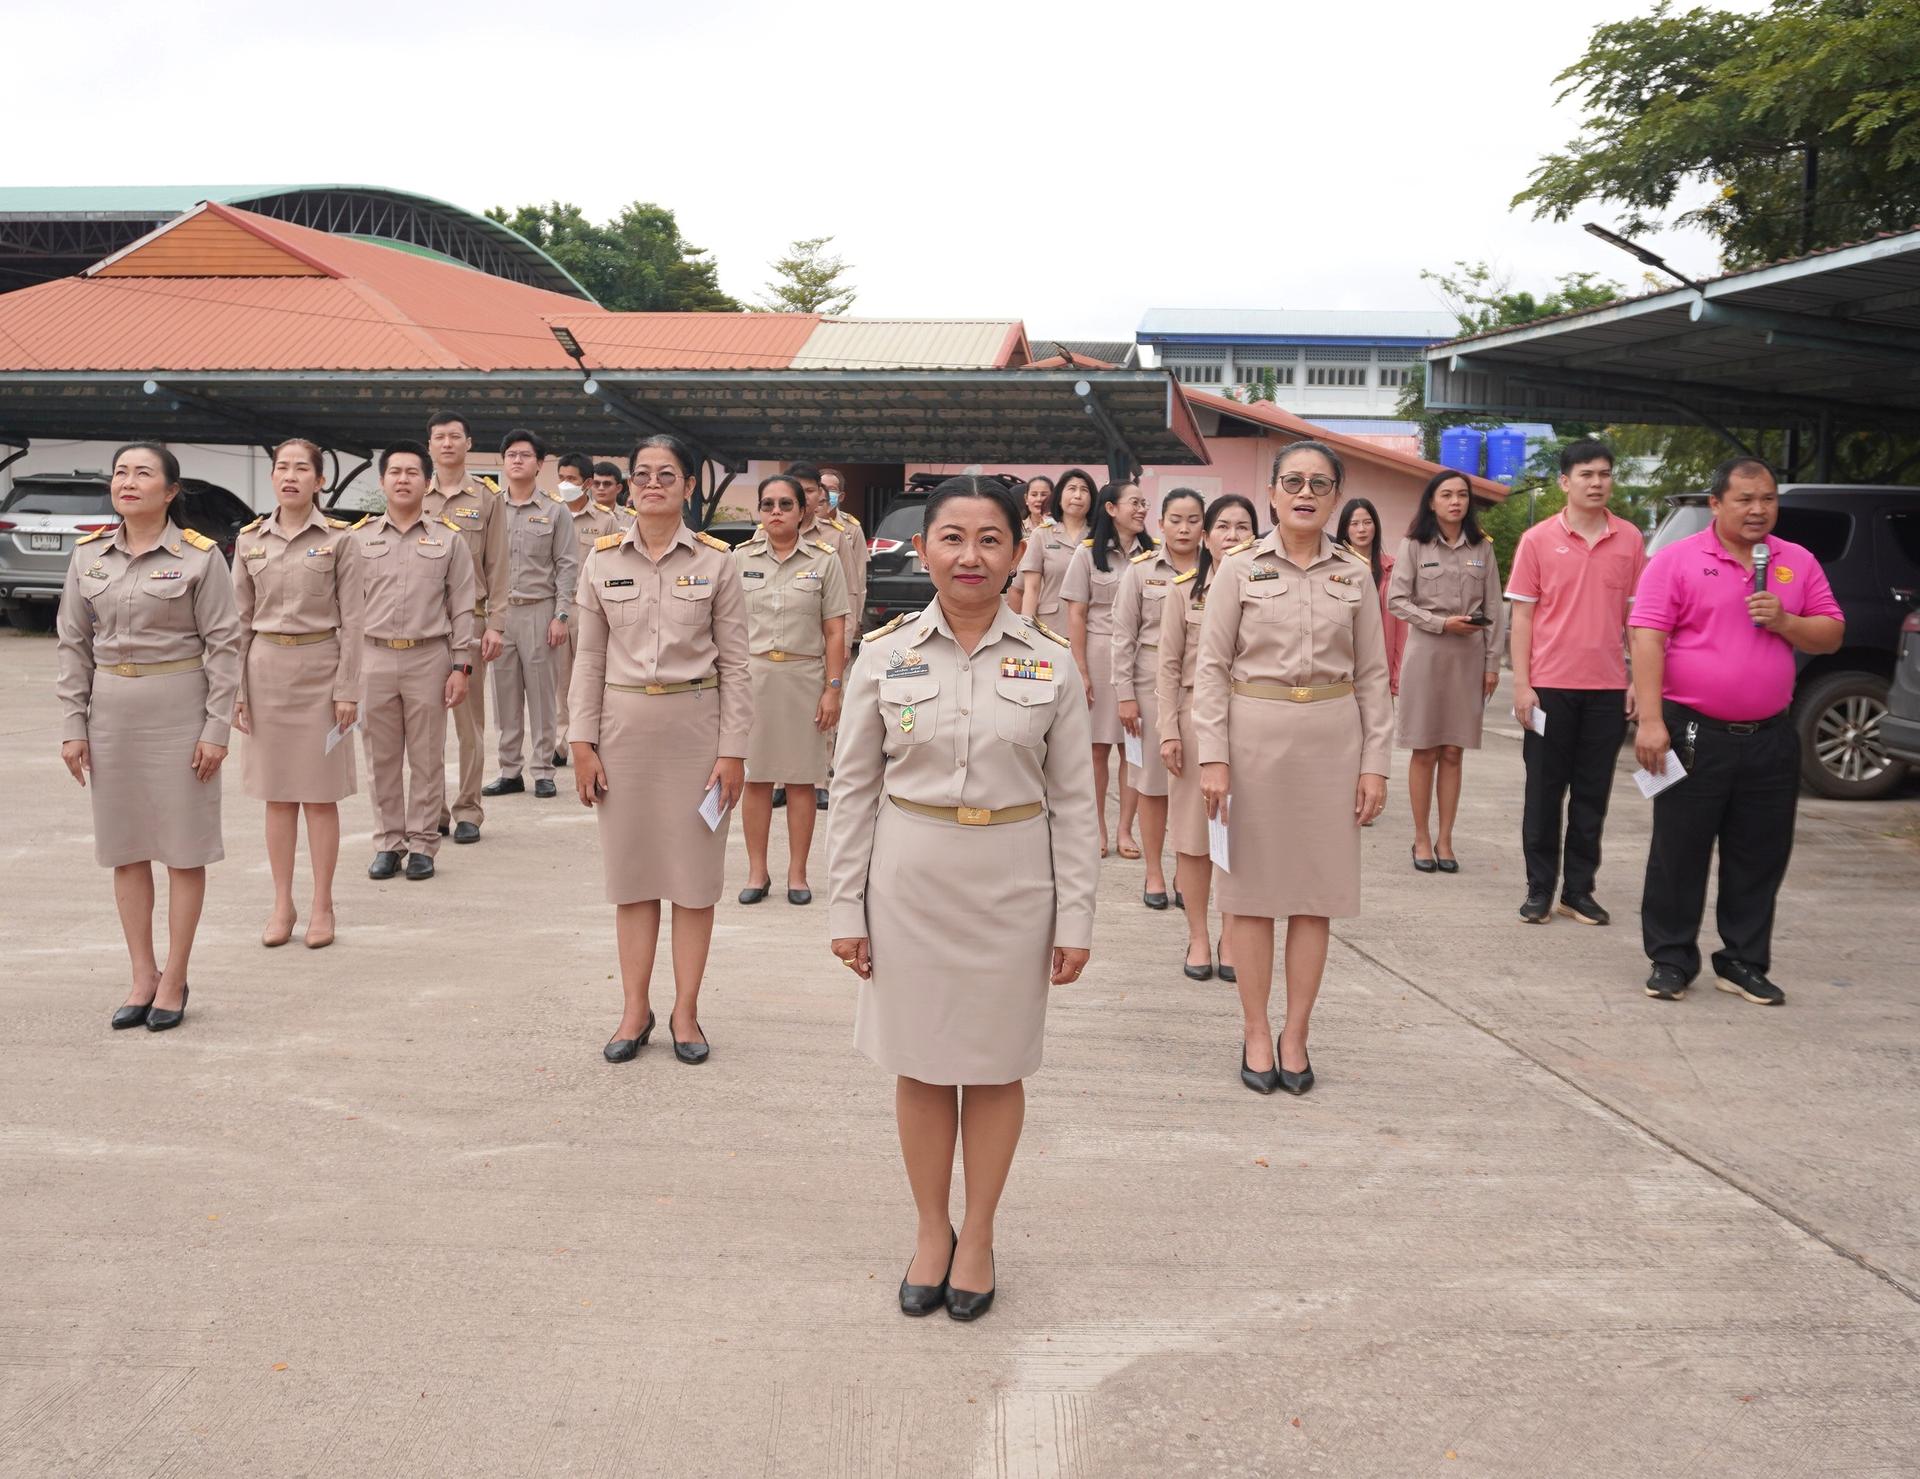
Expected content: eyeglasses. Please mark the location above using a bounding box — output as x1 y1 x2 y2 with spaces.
1278 474 1337 496
631 470 682 488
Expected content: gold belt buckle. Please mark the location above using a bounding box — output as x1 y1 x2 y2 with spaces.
1290 686 1312 702
110 662 137 677
392 639 415 650
768 650 786 662
644 683 666 695
956 806 991 826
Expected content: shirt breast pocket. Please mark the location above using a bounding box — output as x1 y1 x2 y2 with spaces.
1243 580 1288 620
598 583 642 627
140 575 191 602
994 676 1057 746
878 676 938 750
669 585 714 626
416 542 451 564
302 553 337 595
1321 579 1362 626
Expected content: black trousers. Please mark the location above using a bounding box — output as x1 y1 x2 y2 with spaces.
1521 687 1627 897
1641 702 1800 979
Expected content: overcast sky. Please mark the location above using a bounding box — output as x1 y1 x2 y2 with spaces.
11 0 1755 336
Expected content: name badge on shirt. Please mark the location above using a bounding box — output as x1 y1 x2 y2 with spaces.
676 575 710 587
1248 567 1279 582
1001 656 1053 680
419 537 444 547
1145 578 1167 587
887 649 930 678
741 569 765 580
150 569 184 580
603 577 635 588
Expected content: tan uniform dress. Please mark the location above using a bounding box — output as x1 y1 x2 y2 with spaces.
232 507 363 802
1111 548 1186 797
352 511 478 856
826 600 1099 1086
802 512 868 653
1192 531 1393 919
569 524 751 907
1060 538 1144 746
1153 568 1209 855
1015 517 1083 622
56 524 243 868
424 474 507 827
555 502 625 740
491 489 581 783
734 531 850 786
1386 534 1504 749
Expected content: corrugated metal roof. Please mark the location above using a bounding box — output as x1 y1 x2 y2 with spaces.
790 318 1029 369
1138 307 1460 341
1032 338 1139 367
547 312 821 369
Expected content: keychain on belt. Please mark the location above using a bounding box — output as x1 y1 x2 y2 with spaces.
1680 720 1698 769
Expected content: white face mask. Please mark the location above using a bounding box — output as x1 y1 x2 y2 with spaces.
557 481 582 497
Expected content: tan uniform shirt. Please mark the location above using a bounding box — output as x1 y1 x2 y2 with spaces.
825 598 1100 947
55 524 244 744
1386 533 1505 671
1153 570 1206 744
424 474 508 632
350 510 478 652
570 502 624 568
569 523 752 755
1015 518 1084 618
500 489 582 604
1110 548 1187 700
734 532 851 655
803 512 868 637
1192 531 1394 775
232 506 364 708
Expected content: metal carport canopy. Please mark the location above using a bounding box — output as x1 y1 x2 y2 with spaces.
1423 229 1920 430
0 367 1207 471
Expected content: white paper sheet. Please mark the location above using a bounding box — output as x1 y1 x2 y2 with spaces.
1632 751 1688 799
323 718 362 755
1517 706 1547 736
1208 796 1231 872
698 780 729 831
1123 730 1144 768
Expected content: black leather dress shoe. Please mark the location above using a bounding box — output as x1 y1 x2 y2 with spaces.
1645 964 1689 1000
900 1226 955 1316
945 1252 994 1322
553 749 569 768
481 775 525 797
604 1011 655 1063
1240 1046 1280 1095
738 882 770 905
1712 953 1786 1005
111 1001 152 1030
770 786 787 808
1557 893 1610 926
146 984 189 1033
452 821 481 844
438 822 451 837
1142 891 1170 910
533 778 558 798
1411 846 1438 874
1278 1054 1314 1096
787 887 812 905
368 850 402 880
671 1024 710 1064
405 853 436 881
1519 891 1553 924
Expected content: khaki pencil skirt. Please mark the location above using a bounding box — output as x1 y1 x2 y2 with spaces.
88 667 223 869
595 687 728 907
744 653 830 786
1215 692 1362 921
241 635 355 803
1167 692 1207 856
1128 645 1168 797
1395 627 1488 750
1086 618 1123 746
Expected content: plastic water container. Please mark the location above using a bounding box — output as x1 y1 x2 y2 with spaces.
1439 427 1485 479
1485 427 1528 484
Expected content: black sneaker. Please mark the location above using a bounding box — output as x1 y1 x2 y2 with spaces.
1713 954 1785 1006
1556 893 1611 926
1645 964 1689 1000
1518 892 1553 924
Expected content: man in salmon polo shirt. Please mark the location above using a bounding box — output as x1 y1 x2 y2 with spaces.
1629 457 1844 1006
1508 439 1647 928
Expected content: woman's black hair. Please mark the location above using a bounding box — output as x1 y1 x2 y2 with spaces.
923 474 1023 541
1160 486 1205 519
1087 482 1156 573
111 442 183 524
1047 467 1098 524
1408 469 1486 546
1335 497 1385 585
757 473 804 508
630 433 700 479
1193 493 1261 598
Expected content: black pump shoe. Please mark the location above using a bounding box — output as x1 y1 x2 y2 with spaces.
1142 890 1170 910
111 1001 152 1030
1435 855 1460 874
671 1023 710 1065
1182 952 1214 982
945 1252 995 1322
1216 941 1237 984
1411 846 1438 874
737 882 770 905
1278 1050 1314 1096
900 1226 956 1316
146 984 189 1033
604 1011 656 1064
787 887 813 906
1240 1045 1279 1095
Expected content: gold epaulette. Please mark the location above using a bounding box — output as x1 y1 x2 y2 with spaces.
594 532 625 552
326 516 350 529
546 489 570 502
1226 537 1256 556
439 516 460 532
1031 620 1070 647
695 531 729 551
1130 547 1156 563
811 538 836 554
1335 542 1369 566
77 526 115 545
1173 567 1197 584
478 476 499 494
1038 516 1056 529
827 514 846 531
1081 536 1095 547
240 515 266 534
863 612 908 642
181 528 216 551
350 513 374 530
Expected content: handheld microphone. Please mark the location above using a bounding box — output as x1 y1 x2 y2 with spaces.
1751 542 1770 625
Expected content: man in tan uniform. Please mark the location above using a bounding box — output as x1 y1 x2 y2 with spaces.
553 458 625 763
785 462 866 810
423 410 506 843
481 429 579 800
354 440 478 882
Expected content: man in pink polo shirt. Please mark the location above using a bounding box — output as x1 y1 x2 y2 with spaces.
1508 439 1646 928
1629 457 1844 1006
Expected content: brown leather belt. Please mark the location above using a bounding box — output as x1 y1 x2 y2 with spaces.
889 797 1044 827
370 636 444 650
607 674 719 696
103 655 203 678
258 630 335 647
1232 680 1353 703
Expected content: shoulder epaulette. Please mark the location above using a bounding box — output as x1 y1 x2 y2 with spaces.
695 531 729 552
811 538 836 554
1226 537 1256 556
594 532 625 552
1039 516 1056 528
77 526 115 545
478 476 499 494
350 513 374 530
1173 567 1197 585
181 528 216 551
1081 536 1095 547
438 516 460 532
1130 548 1156 563
615 504 636 518
863 612 908 642
1336 542 1368 566
827 514 846 531
547 489 569 503
326 516 350 529
240 515 266 534
1031 620 1070 647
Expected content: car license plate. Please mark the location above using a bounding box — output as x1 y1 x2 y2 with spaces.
29 533 62 551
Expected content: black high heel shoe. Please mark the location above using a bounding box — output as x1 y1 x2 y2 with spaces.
111 1000 152 1030
1240 1045 1279 1095
1216 940 1237 984
1434 854 1460 874
1182 949 1214 982
1278 1047 1314 1096
146 984 189 1033
1411 845 1438 874
899 1225 956 1316
603 1010 655 1064
945 1250 995 1322
671 1021 710 1065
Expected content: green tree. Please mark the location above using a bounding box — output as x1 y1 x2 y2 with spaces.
484 200 740 311
1515 0 1920 267
757 236 857 314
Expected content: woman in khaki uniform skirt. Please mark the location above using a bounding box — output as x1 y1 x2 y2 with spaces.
1061 483 1153 858
1386 472 1504 872
1194 444 1393 1096
733 474 849 905
1156 494 1257 981
232 439 362 950
571 435 751 1066
1114 488 1202 909
56 443 243 1034
1014 466 1093 620
828 477 1098 1322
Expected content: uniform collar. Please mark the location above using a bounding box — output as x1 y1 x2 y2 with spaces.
375 507 429 535
746 528 810 563
1696 525 1768 566
1254 528 1338 570
910 595 1035 651
429 472 488 501
619 519 697 557
262 504 332 541
110 522 184 558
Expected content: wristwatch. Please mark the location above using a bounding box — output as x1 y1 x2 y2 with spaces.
828 678 843 689
451 662 473 675
556 610 569 623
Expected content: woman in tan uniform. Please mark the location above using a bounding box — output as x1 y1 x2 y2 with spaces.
1019 475 1053 536
1062 483 1152 858
1194 444 1392 1095
734 474 849 905
1014 466 1093 621
1387 472 1504 872
570 434 751 1066
1113 488 1202 908
232 438 362 950
827 476 1098 1322
1155 493 1257 980
56 443 243 1033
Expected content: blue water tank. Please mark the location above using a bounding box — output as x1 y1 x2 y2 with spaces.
1485 426 1528 484
1439 427 1485 479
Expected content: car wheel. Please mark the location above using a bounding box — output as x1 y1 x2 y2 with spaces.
6 601 56 633
1796 670 1909 800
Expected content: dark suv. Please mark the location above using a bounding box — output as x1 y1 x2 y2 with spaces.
1647 484 1920 800
860 473 1027 634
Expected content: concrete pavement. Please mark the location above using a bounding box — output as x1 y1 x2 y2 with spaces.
3 627 1916 1478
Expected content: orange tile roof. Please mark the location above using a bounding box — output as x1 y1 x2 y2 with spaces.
545 311 821 369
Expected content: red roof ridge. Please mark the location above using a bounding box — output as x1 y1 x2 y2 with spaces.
339 275 464 371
